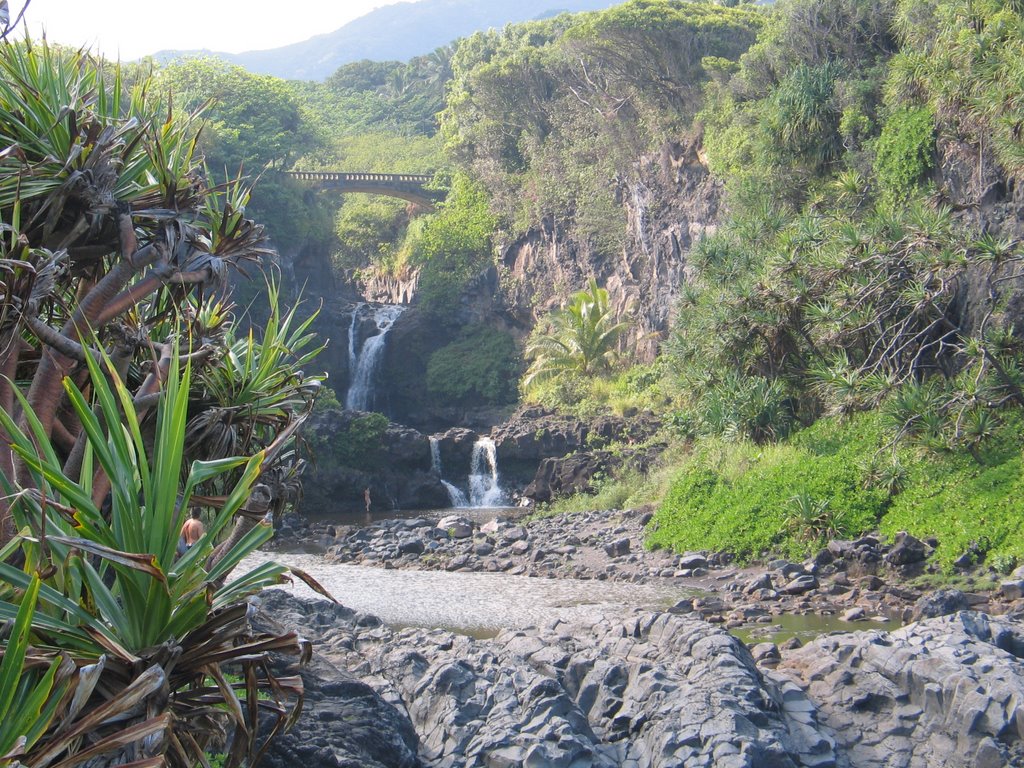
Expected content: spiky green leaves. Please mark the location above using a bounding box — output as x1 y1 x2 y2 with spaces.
524 279 630 390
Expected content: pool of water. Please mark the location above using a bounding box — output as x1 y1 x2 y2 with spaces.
241 550 687 637
302 506 527 529
731 611 900 646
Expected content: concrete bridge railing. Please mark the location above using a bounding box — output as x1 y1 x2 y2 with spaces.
284 171 441 208
287 172 434 184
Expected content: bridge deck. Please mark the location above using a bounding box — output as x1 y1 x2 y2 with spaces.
284 171 441 207
286 171 434 184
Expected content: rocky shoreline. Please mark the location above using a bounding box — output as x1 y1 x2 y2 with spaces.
256 588 1024 768
256 507 1024 766
271 505 1024 637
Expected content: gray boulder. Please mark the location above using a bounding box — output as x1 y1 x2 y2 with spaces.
912 589 971 621
774 611 1024 768
436 515 474 539
885 531 930 567
252 592 422 768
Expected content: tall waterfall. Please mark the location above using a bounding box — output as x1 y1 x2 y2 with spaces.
430 437 468 508
345 304 405 412
468 437 506 507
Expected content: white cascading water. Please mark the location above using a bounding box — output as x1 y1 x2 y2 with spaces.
345 304 405 412
468 437 505 507
347 302 363 375
429 436 469 508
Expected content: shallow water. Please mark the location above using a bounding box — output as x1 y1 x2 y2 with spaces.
241 550 686 637
731 610 899 646
302 506 526 529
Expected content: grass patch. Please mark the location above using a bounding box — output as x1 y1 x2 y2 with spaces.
646 410 1024 570
530 440 693 519
532 468 647 518
908 571 1001 593
881 413 1024 570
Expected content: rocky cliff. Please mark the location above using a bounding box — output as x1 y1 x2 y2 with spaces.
354 137 721 428
498 136 721 362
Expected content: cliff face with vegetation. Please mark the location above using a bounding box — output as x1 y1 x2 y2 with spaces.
498 136 722 360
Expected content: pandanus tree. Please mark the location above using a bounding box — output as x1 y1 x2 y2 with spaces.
0 39 325 767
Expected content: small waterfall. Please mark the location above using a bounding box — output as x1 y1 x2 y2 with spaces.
345 304 405 412
430 437 468 508
468 437 506 507
429 437 442 475
346 303 363 375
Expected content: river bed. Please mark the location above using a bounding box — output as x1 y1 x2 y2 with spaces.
241 550 687 637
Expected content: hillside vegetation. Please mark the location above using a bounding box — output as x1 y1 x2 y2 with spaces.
147 0 1024 570
431 0 1024 570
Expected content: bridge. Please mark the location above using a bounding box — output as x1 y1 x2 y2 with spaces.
285 171 442 208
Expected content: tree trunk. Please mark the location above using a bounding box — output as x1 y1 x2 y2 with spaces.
206 485 273 581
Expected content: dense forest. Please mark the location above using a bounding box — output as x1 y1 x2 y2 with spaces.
148 0 1024 572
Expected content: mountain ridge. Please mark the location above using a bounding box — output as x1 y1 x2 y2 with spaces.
153 0 620 81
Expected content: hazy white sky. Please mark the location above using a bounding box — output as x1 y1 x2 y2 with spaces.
15 0 407 60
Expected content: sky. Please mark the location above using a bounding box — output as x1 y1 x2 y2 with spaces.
14 0 408 61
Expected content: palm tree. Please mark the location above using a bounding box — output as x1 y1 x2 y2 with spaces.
524 279 629 388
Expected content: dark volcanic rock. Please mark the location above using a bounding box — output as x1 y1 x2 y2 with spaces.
775 611 1024 768
885 531 930 567
491 405 662 497
911 588 972 621
524 451 614 502
782 574 819 595
253 592 422 768
432 427 479 478
301 408 450 513
264 590 837 768
499 138 723 362
252 583 1024 768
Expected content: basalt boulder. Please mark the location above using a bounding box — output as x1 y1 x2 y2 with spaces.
302 408 448 513
774 611 1024 768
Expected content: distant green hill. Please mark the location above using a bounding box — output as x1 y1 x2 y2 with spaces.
154 0 620 81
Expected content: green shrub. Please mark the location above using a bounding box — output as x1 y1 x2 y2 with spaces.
881 413 1024 569
311 412 389 470
648 408 1024 570
406 173 495 316
873 105 935 200
426 326 520 405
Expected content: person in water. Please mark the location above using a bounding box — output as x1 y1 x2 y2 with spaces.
178 508 205 554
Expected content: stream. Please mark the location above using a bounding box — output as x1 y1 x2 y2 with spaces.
241 547 892 644
241 549 686 637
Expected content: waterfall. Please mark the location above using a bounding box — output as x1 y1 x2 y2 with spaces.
429 436 441 475
430 437 468 507
345 304 405 412
468 437 506 507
